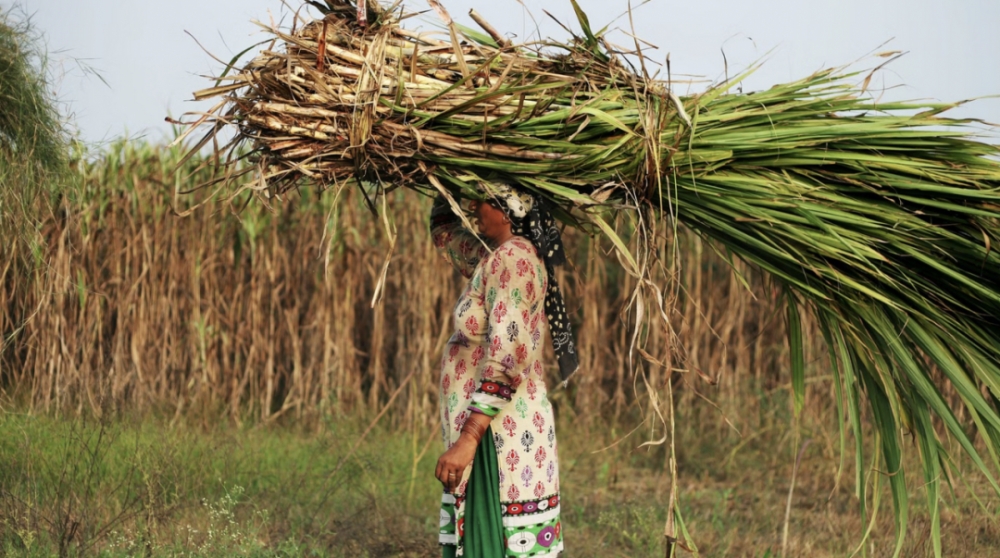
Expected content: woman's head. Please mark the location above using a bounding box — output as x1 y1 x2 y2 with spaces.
468 198 511 242
470 181 535 242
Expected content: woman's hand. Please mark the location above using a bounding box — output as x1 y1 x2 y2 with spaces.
436 437 477 493
436 413 492 492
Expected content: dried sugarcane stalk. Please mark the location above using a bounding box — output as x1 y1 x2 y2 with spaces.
469 9 510 48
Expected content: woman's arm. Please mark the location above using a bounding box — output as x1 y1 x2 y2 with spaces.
434 246 543 492
435 412 492 493
467 245 542 417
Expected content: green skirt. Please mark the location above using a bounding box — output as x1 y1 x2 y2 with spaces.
443 426 506 558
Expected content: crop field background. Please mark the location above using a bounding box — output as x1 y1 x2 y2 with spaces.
1 143 998 557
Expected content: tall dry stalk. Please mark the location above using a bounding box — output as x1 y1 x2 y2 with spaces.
2 140 803 431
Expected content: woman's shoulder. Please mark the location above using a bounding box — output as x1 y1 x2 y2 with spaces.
499 237 538 258
482 237 543 284
488 237 541 268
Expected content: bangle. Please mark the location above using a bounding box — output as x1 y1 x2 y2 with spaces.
462 422 483 441
461 420 486 443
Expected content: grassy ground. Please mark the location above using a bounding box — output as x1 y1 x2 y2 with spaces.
0 408 996 558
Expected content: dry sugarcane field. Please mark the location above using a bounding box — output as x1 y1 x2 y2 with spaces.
2 1 1000 557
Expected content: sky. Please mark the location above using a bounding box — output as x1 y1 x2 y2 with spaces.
13 0 1000 146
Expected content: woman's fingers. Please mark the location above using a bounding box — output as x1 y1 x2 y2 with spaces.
436 457 450 488
437 447 473 492
439 462 459 492
443 462 455 491
436 456 458 491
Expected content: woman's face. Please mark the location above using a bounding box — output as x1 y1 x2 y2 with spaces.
468 198 511 241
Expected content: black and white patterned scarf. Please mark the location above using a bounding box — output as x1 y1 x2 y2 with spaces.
480 182 580 384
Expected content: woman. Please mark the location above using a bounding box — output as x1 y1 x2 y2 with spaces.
430 183 578 558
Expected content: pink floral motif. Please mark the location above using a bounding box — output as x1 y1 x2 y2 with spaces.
533 411 545 433
506 449 520 472
501 354 516 371
502 415 518 437
455 359 467 380
534 481 546 499
490 256 502 276
525 280 536 301
507 484 520 500
527 379 538 400
521 309 530 325
463 378 475 400
449 344 460 362
458 239 472 255
500 268 512 288
516 259 531 277
490 335 503 357
521 465 533 488
465 315 479 334
442 374 451 391
530 313 540 331
534 361 543 375
493 301 507 322
457 480 468 496
513 240 530 251
483 365 495 379
454 410 468 432
516 344 528 364
547 461 556 483
471 346 485 367
534 446 547 469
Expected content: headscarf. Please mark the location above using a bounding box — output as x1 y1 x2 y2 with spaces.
479 181 580 384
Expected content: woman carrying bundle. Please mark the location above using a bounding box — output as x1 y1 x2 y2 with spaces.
431 183 578 558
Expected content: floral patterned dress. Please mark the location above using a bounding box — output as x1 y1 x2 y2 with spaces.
432 201 564 557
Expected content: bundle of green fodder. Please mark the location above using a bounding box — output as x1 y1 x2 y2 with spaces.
182 0 1000 551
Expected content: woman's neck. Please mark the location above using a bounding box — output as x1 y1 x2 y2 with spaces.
490 230 515 247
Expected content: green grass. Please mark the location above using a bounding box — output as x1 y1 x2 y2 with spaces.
0 411 435 557
1 402 996 558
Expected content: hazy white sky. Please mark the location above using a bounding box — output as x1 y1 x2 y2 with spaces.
14 0 1000 146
